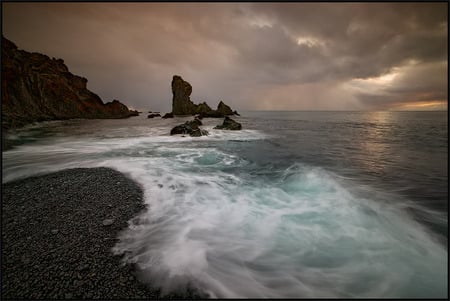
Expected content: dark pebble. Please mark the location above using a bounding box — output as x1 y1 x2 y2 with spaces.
2 167 198 299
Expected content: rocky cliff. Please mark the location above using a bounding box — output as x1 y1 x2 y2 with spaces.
170 75 238 117
2 36 135 129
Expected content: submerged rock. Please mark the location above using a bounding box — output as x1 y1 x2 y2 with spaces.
214 116 242 130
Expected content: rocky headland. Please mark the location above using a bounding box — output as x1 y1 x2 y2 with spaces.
1 36 137 130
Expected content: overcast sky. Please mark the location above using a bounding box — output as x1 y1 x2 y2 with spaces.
2 3 448 111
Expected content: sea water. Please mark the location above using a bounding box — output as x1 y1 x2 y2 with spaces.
2 111 448 298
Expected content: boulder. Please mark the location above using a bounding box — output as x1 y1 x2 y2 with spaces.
162 112 174 119
170 119 208 137
214 116 242 130
170 124 191 135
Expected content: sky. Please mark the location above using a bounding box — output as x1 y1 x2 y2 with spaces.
2 2 448 112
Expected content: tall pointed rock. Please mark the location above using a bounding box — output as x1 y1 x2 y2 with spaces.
171 75 196 115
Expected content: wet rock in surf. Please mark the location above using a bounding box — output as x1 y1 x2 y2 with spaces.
214 116 242 130
190 128 209 137
189 117 202 127
162 112 174 119
170 119 208 137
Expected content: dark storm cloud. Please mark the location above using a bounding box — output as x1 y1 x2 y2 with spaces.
2 3 447 111
245 3 447 80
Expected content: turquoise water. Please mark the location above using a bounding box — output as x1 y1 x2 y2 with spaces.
2 111 448 298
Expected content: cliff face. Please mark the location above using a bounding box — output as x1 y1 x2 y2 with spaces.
170 75 238 116
2 36 133 129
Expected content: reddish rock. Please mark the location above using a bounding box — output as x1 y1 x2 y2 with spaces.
1 36 133 129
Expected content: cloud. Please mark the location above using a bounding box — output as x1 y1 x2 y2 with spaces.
346 60 447 109
2 3 447 111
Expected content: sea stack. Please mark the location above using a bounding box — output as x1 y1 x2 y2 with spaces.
170 75 239 117
171 75 196 115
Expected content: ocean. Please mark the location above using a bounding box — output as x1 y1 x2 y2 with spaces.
2 111 448 298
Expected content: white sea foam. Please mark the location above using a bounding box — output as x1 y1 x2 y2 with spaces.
109 160 447 298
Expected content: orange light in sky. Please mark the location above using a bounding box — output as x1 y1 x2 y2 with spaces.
388 100 448 111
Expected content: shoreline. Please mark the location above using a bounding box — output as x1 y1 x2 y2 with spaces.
1 167 200 299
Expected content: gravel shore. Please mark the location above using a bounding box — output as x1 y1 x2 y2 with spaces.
1 167 200 299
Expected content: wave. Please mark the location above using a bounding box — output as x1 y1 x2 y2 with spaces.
2 128 447 298
108 160 447 298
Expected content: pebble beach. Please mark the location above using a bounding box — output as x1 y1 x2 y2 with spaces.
1 167 200 299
